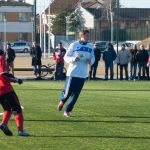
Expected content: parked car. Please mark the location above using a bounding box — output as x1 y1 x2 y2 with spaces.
95 41 108 53
11 41 31 53
113 42 134 52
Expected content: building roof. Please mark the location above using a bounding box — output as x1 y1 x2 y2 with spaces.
0 1 32 6
82 0 102 8
118 8 150 20
86 7 150 20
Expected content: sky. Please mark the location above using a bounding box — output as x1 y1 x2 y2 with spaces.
25 0 150 14
121 0 150 8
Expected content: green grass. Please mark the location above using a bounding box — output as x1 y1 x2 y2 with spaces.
0 80 150 150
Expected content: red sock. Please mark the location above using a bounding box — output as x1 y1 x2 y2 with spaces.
2 111 12 125
14 113 24 131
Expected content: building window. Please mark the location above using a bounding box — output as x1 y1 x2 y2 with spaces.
0 13 6 22
19 13 29 22
19 33 28 41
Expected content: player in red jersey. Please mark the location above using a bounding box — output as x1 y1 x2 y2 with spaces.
0 49 29 136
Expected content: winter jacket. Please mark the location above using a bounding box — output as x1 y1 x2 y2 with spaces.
130 49 138 63
30 45 42 66
5 48 16 64
136 49 149 62
93 48 101 62
117 49 132 65
103 48 117 64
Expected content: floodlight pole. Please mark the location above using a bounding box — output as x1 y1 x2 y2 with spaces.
48 2 51 58
3 17 7 51
34 0 36 42
116 0 119 79
31 17 34 42
66 16 70 41
110 2 114 43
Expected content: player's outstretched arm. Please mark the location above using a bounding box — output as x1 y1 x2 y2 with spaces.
2 72 23 84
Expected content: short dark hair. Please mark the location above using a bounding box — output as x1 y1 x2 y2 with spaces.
58 42 62 45
7 43 11 46
79 29 90 37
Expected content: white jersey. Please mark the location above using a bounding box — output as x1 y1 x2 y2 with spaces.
64 41 95 78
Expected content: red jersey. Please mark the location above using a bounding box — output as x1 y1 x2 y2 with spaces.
0 55 14 95
53 48 66 64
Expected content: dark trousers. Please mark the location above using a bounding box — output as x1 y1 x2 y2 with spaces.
55 62 64 80
104 62 114 80
138 62 147 80
33 65 41 77
89 61 98 80
120 64 128 80
60 76 85 113
130 62 137 79
146 66 149 80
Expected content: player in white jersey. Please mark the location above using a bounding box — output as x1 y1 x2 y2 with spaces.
57 30 95 117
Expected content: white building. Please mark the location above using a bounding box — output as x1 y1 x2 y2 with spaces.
0 0 33 43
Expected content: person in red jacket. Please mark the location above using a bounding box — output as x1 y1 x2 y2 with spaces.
0 49 29 136
53 42 66 80
147 56 150 67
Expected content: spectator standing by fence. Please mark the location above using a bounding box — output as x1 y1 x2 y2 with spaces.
145 44 150 80
5 43 15 75
30 42 42 79
89 42 101 80
103 43 116 80
129 44 138 80
136 45 149 80
116 44 132 80
53 42 66 80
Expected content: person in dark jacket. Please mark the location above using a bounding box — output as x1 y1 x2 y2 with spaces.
30 41 42 79
5 43 16 75
103 43 117 80
89 42 101 80
136 44 149 80
129 44 138 80
53 42 66 80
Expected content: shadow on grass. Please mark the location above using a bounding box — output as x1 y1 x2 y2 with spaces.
116 116 150 119
24 119 150 124
16 88 150 92
30 135 150 139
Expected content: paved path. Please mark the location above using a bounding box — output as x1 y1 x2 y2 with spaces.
14 53 119 79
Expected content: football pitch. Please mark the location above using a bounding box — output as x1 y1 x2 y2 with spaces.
0 80 150 150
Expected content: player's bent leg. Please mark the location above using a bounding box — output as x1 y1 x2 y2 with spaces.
7 92 30 136
2 111 12 125
0 94 13 136
57 76 74 111
64 77 85 115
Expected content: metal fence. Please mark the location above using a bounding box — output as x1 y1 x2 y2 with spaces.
73 0 150 43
